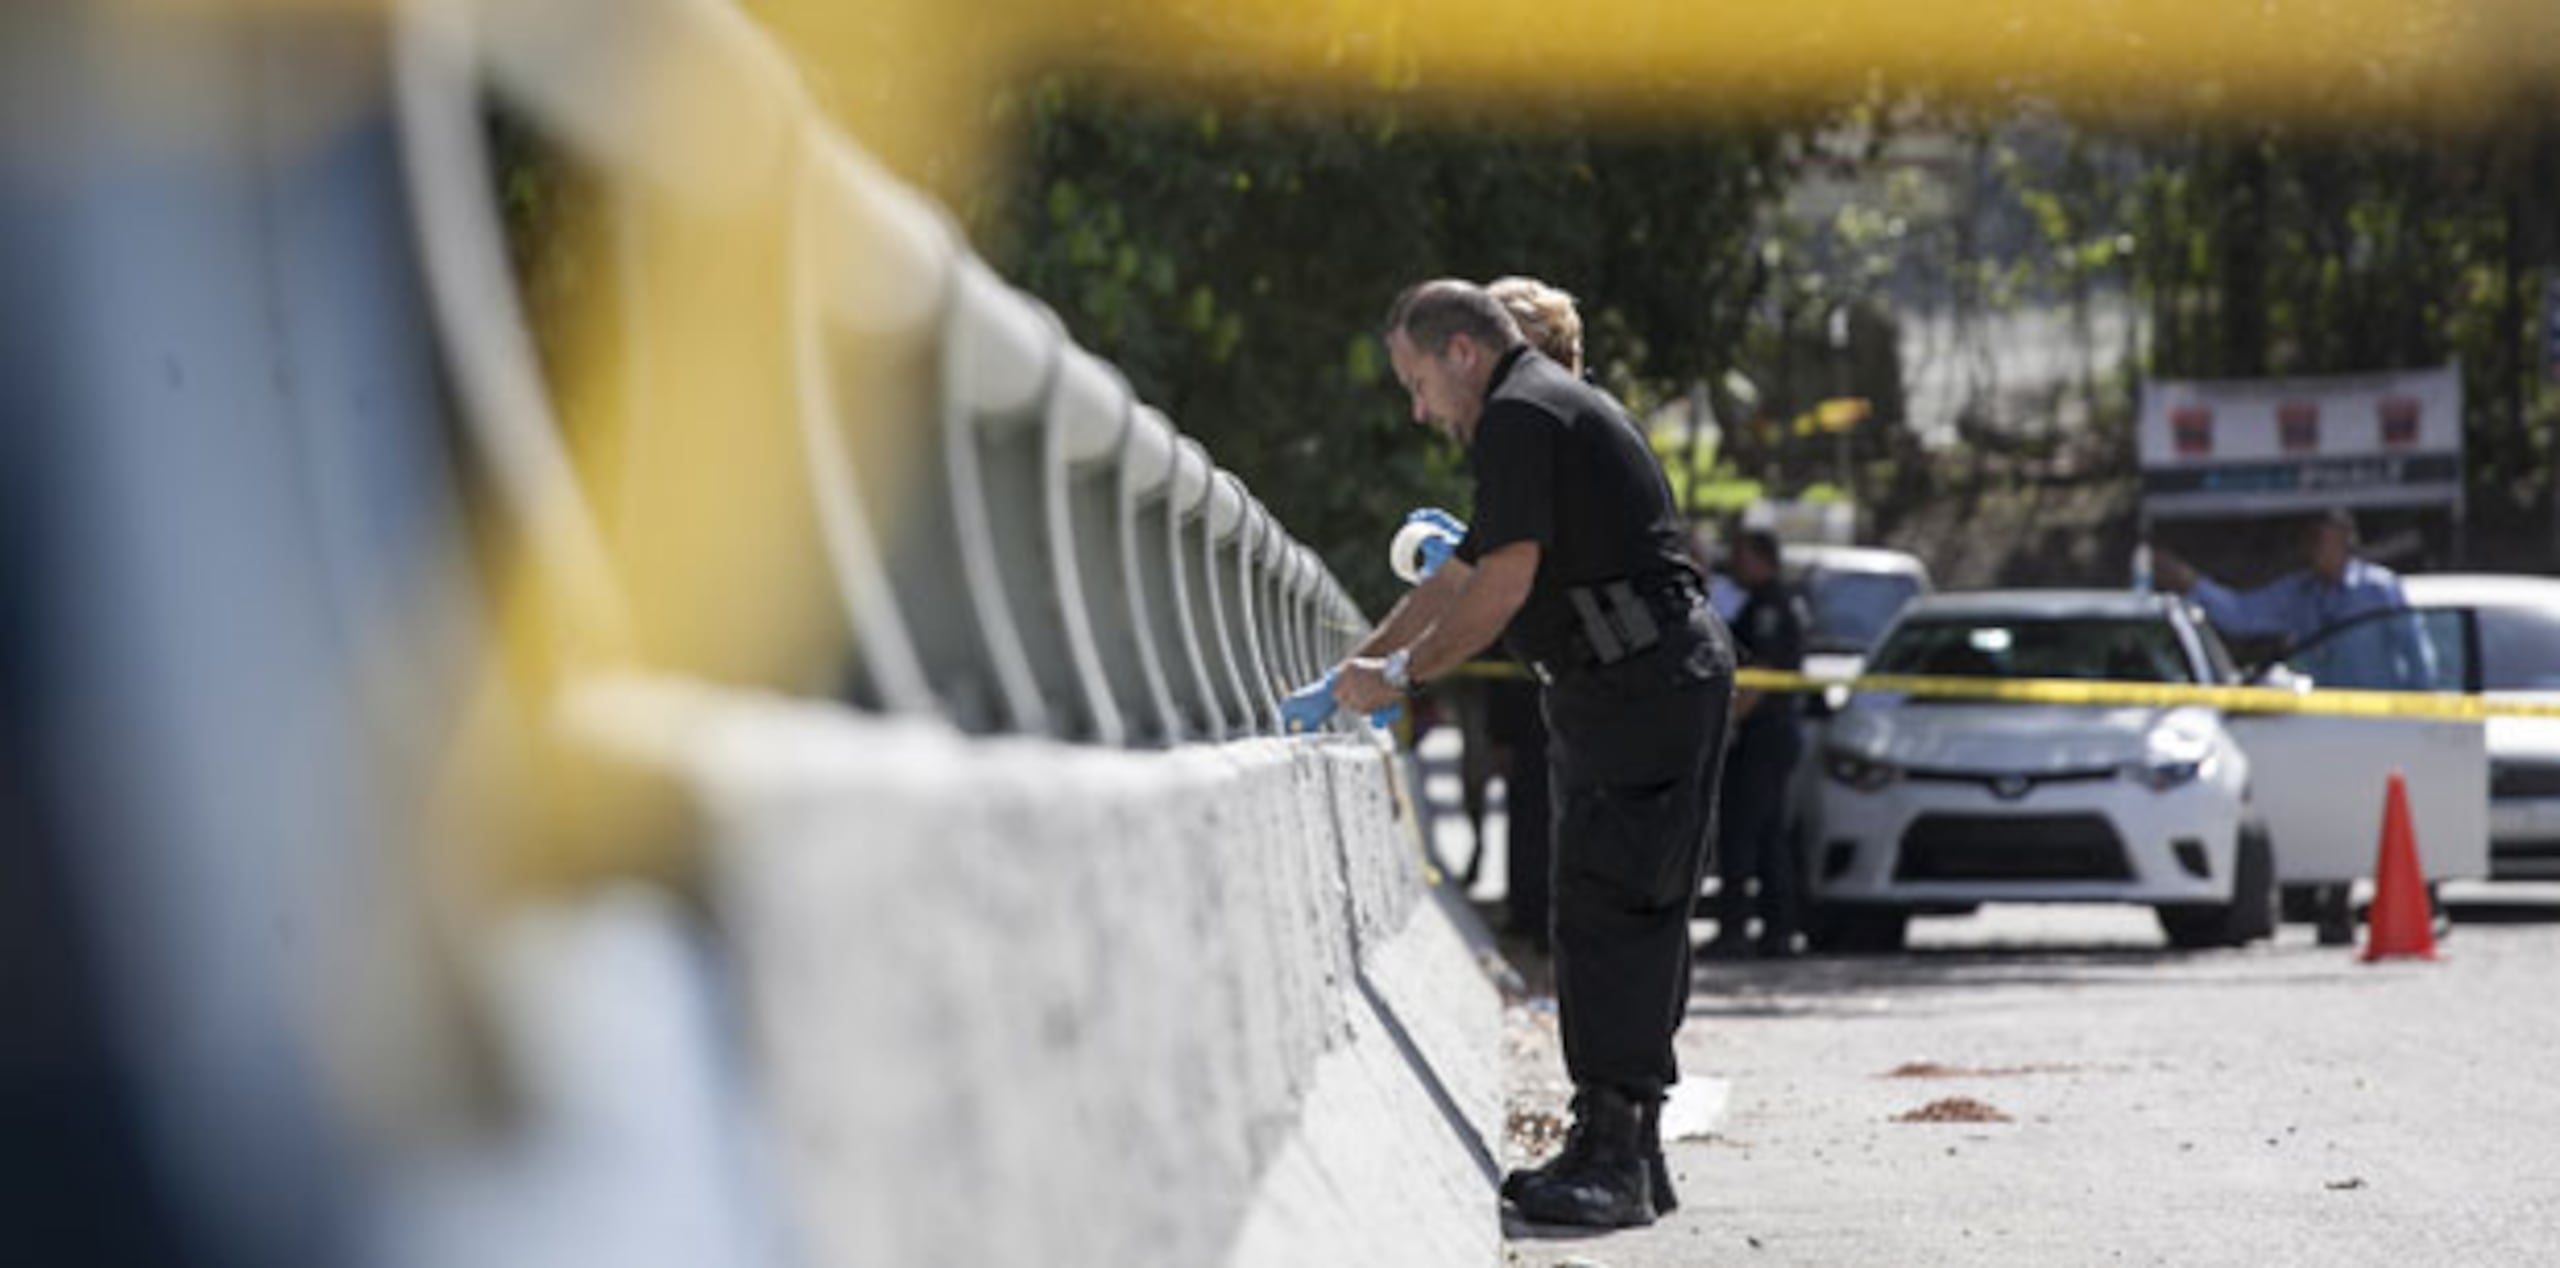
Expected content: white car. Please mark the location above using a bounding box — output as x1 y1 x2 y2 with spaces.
1802 590 2275 951
2210 579 2497 924
2392 575 2560 881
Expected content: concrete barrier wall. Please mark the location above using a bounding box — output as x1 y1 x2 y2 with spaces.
568 680 1501 1268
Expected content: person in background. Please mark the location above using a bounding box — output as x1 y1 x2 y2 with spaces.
2153 507 2434 946
1488 275 1584 379
1475 276 1584 947
1701 528 1811 959
1684 523 1749 624
2152 508 2431 689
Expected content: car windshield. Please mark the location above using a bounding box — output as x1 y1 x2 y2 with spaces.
2479 604 2560 691
1806 570 1924 653
1867 616 2197 683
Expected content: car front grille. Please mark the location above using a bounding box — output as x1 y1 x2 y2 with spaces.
1904 765 2119 800
2491 761 2560 800
1894 813 2134 882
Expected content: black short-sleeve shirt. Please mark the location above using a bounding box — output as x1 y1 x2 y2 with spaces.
1454 346 1699 666
1733 579 1811 727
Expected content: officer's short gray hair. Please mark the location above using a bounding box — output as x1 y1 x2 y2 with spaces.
1385 280 1524 356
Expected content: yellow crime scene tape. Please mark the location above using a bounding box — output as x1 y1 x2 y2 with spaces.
1441 660 2560 723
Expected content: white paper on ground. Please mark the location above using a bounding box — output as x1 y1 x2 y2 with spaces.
1660 1076 1731 1142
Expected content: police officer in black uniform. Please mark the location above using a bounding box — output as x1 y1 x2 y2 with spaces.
1704 528 1812 959
1333 280 1735 1229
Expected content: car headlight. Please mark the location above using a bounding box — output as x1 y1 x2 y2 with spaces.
2123 756 2204 791
1824 747 1899 792
2125 723 2218 792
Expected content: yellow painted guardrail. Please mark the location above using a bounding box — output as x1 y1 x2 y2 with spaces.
1443 661 2560 723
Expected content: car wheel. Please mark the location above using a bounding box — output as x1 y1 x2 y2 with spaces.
2157 821 2276 950
2231 821 2278 943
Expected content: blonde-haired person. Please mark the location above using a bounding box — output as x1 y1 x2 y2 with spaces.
1489 275 1585 375
1465 279 1582 955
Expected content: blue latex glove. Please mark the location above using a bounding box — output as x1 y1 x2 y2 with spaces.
1405 506 1468 538
1394 507 1469 584
1415 533 1457 580
1281 671 1342 734
1281 669 1403 734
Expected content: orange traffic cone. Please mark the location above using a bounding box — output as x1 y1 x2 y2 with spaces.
2361 772 2438 962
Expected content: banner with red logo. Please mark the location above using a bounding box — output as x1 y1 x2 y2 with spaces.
2136 364 2462 519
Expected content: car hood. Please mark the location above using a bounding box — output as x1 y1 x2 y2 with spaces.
1829 702 2222 772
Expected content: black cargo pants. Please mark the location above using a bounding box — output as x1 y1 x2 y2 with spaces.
1714 716 1805 947
1542 602 1735 1099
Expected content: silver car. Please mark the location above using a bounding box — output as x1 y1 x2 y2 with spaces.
1787 544 1934 683
1802 591 2269 952
2400 575 2560 881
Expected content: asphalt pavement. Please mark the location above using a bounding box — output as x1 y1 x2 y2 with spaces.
1415 730 2560 1267
1498 896 2560 1268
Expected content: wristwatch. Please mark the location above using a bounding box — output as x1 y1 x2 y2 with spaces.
1382 647 1414 692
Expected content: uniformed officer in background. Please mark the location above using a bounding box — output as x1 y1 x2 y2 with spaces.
1330 279 1735 1229
1703 527 1812 959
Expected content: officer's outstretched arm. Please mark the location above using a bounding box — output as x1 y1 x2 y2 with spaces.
1285 545 1471 732
1351 559 1472 659
1402 543 1536 680
1337 543 1537 712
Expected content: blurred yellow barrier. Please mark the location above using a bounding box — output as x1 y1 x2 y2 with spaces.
1442 660 2560 722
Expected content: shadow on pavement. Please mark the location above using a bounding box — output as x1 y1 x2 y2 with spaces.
1680 940 2380 1019
2445 898 2560 924
1486 889 2560 1018
2443 881 2560 923
1499 1211 1634 1243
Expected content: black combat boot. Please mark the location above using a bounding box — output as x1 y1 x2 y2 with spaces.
1640 1095 1677 1215
1507 1091 1677 1217
1507 1084 1655 1228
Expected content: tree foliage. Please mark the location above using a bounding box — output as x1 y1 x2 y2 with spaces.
967 77 1797 606
2126 121 2560 529
1746 97 2560 570
502 5 2560 604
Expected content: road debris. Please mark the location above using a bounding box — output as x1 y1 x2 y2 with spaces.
1507 1106 1567 1157
1884 1060 2077 1079
1894 1097 2013 1124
